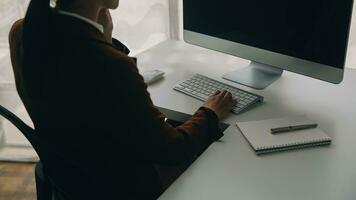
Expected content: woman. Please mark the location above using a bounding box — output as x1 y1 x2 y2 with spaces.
9 0 235 199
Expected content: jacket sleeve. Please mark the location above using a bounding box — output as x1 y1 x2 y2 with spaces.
105 55 224 165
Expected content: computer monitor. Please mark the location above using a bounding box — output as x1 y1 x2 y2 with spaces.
183 0 355 89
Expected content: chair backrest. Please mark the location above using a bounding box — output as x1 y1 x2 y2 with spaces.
0 105 61 168
0 104 70 161
0 105 110 199
0 105 40 150
0 105 30 130
0 105 77 199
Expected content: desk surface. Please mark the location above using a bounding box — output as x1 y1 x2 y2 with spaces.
137 40 356 200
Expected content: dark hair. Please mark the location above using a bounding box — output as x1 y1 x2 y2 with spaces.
22 0 51 97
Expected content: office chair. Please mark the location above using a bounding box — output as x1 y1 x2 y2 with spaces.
0 105 82 200
0 105 117 200
0 105 52 199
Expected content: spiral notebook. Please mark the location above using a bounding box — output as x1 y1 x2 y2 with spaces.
237 116 332 155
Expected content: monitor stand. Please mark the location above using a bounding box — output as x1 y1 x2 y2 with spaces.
223 61 283 90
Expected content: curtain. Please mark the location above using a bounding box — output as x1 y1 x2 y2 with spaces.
0 0 180 83
0 0 355 84
0 0 34 161
0 0 28 83
111 0 173 55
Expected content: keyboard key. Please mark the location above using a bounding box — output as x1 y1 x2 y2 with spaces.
175 84 185 90
197 93 209 100
183 88 193 93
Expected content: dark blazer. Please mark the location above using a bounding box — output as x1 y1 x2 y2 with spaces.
9 13 223 199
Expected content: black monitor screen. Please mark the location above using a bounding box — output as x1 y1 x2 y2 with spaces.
184 0 354 68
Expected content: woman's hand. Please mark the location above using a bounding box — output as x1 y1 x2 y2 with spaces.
203 90 236 120
98 9 113 44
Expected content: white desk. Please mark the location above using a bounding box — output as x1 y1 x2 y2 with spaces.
136 40 356 200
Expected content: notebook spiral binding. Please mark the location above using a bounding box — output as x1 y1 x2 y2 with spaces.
256 138 332 154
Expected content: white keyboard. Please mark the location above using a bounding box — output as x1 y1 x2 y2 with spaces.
173 74 264 114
